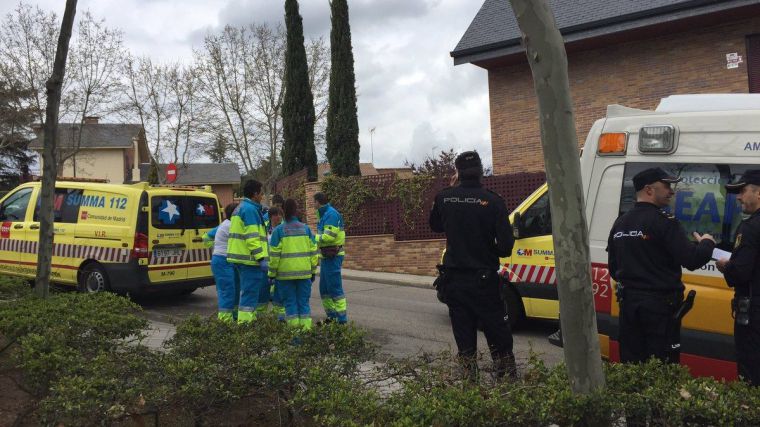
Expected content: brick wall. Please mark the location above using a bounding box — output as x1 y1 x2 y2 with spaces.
304 181 443 276
488 17 759 174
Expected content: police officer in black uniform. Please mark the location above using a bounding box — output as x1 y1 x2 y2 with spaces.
607 167 715 364
716 169 760 385
429 151 516 380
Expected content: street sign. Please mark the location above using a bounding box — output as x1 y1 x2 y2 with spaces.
166 163 178 183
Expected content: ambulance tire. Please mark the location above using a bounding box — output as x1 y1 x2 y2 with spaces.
78 263 111 293
502 287 524 330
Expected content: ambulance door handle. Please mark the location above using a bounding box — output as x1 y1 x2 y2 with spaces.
29 224 40 230
192 237 203 243
152 240 159 244
13 224 23 229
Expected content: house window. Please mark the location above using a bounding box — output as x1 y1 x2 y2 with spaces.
748 34 760 93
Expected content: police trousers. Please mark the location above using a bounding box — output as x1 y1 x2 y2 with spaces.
618 288 682 364
735 305 760 386
443 269 513 361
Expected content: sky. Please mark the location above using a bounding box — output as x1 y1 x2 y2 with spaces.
0 0 492 169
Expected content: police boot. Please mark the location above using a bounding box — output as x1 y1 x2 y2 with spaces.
494 352 517 381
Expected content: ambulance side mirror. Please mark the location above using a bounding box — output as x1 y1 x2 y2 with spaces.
512 212 522 240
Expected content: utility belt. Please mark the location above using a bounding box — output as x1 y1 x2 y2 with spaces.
433 265 500 305
615 283 682 304
320 245 343 259
732 296 755 326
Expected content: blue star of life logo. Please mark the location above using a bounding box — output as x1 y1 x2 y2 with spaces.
159 199 181 225
196 204 206 215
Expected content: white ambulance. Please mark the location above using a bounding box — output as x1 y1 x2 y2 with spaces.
503 94 760 380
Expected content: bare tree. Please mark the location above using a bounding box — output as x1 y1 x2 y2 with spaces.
123 55 172 162
194 23 330 190
194 25 258 173
0 4 127 173
166 64 203 165
35 0 77 298
0 2 60 125
508 0 605 394
59 11 127 172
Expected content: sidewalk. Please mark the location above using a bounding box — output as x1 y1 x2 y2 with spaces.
333 268 435 289
141 319 176 351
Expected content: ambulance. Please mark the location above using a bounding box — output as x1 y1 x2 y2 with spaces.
0 180 221 294
500 94 760 380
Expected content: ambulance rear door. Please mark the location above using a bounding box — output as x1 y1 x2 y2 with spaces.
148 192 189 283
183 194 219 282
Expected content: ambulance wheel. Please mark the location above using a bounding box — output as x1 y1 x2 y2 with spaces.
78 263 110 293
503 287 524 330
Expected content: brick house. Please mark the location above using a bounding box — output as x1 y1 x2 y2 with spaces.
452 0 760 174
29 116 150 184
138 163 240 208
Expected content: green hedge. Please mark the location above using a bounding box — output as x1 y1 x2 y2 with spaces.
2 277 760 425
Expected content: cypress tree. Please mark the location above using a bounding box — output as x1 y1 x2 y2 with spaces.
281 0 318 181
325 0 360 176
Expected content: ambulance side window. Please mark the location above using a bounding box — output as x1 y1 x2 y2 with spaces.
519 192 552 238
0 188 32 221
188 197 220 229
620 163 750 251
33 188 83 223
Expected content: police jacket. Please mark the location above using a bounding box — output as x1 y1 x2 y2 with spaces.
226 198 268 266
607 202 715 293
723 210 760 299
429 179 514 271
268 217 319 281
316 204 346 256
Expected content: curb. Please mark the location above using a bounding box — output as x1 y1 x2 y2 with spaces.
317 270 435 290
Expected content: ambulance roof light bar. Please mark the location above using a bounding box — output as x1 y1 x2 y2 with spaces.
656 94 760 113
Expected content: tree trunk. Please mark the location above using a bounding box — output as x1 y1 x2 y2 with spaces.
34 0 78 298
508 0 605 393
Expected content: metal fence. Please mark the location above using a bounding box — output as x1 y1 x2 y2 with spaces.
345 172 546 241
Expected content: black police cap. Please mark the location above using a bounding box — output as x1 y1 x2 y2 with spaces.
454 151 482 171
632 167 682 192
726 169 760 194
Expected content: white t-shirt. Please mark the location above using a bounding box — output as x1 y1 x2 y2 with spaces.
213 219 232 257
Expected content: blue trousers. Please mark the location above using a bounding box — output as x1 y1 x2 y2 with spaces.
211 255 239 322
236 264 266 323
319 255 347 323
278 279 312 329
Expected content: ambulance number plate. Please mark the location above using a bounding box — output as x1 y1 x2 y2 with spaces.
154 248 183 258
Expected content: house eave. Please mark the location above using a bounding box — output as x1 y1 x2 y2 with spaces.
452 0 760 68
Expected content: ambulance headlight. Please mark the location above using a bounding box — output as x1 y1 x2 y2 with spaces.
639 125 676 154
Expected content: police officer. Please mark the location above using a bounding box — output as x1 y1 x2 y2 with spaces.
607 167 715 364
429 151 516 380
716 169 760 385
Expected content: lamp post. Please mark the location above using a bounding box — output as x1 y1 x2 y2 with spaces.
369 127 376 164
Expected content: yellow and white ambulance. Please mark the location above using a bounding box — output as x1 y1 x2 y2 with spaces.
0 180 221 294
501 94 760 380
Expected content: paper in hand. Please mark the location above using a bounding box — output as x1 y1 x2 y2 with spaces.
712 248 731 261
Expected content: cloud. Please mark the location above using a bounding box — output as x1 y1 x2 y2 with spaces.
0 0 492 170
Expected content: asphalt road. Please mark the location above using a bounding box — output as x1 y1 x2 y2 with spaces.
135 279 564 367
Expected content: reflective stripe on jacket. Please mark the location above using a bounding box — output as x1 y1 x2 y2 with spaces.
316 203 346 255
268 217 318 280
226 198 268 265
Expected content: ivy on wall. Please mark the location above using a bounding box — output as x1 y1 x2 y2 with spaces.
321 174 435 229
